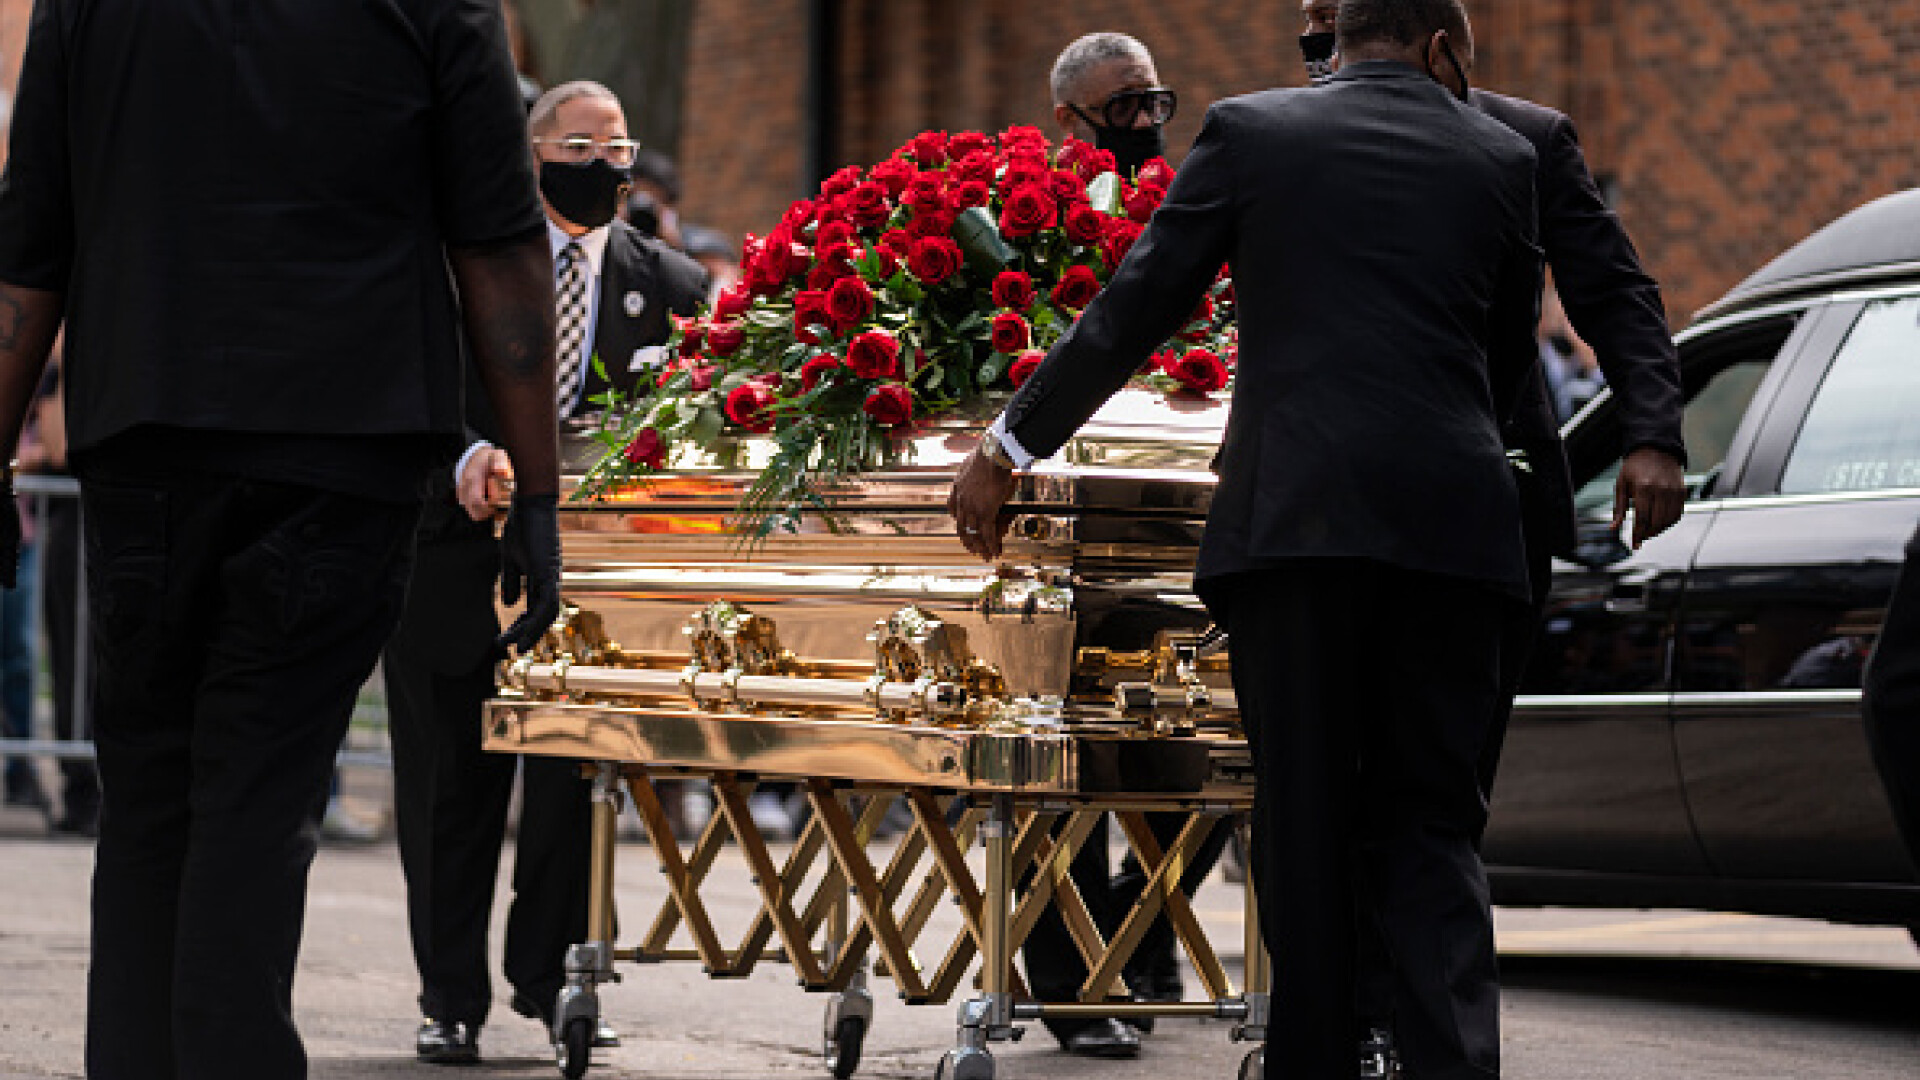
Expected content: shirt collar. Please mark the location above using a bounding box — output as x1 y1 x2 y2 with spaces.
547 218 612 279
1325 59 1430 84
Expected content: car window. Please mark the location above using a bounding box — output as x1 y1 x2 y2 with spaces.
1778 296 1920 496
1572 358 1773 520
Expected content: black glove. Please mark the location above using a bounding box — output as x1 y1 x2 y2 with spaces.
0 470 19 591
496 491 562 657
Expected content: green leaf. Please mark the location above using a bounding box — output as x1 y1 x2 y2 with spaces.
1087 172 1124 216
690 405 724 447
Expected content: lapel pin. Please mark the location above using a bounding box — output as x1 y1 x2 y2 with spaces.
623 290 646 318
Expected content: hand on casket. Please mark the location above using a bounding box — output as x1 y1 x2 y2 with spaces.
947 442 1017 561
495 492 561 657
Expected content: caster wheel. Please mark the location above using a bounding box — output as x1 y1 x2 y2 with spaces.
557 1017 594 1080
825 1016 866 1079
933 1046 994 1080
1238 1045 1264 1080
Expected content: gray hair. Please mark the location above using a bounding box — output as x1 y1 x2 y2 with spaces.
1336 0 1470 53
1049 32 1153 106
528 80 621 135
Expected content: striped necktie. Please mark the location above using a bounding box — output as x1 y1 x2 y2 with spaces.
553 239 589 416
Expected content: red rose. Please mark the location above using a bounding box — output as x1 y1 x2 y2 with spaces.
950 149 997 184
904 173 948 216
868 244 900 278
714 284 751 320
1101 219 1144 268
1056 136 1100 181
706 320 746 357
844 181 893 229
949 131 994 161
947 179 991 211
1047 168 1085 203
1050 264 1102 310
820 166 863 198
999 125 1047 152
799 353 841 392
862 384 915 428
1009 350 1045 388
1136 157 1175 190
868 156 917 199
807 262 850 291
658 359 718 392
1064 204 1109 248
999 183 1058 238
846 330 902 380
906 209 957 238
782 199 821 232
989 312 1030 354
1001 154 1049 190
674 315 706 353
991 270 1036 312
816 220 856 249
880 228 915 258
1167 348 1230 393
623 427 666 470
725 382 778 433
907 236 963 284
1124 183 1165 224
793 290 833 342
827 276 875 328
905 130 950 167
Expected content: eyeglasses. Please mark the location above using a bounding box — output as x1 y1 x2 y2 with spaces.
1074 86 1178 130
534 135 641 169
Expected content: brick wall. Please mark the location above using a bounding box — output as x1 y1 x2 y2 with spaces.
683 0 1920 321
3 2 1914 320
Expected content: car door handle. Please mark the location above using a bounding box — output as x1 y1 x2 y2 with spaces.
1606 582 1647 614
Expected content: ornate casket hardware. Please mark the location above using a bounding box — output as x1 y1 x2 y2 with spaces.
1101 627 1230 736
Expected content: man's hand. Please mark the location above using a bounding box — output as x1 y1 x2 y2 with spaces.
457 446 514 523
496 492 562 656
1614 446 1687 549
947 441 1019 561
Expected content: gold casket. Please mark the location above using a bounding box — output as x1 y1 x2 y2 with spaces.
484 388 1266 1080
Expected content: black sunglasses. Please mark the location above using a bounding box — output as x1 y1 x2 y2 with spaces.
1073 86 1179 130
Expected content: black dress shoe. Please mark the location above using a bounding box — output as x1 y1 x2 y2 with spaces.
1057 1018 1141 1059
1121 970 1185 1035
415 1019 480 1065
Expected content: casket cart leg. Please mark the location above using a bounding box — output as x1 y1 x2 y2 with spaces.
551 762 624 1079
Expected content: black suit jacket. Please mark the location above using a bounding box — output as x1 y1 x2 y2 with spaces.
1472 90 1685 557
1005 62 1544 600
575 219 712 411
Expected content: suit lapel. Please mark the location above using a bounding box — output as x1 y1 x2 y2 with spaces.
587 224 660 401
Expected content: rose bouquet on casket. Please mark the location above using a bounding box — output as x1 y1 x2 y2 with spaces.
577 125 1237 536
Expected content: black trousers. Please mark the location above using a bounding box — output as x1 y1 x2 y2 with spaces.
1211 561 1509 1080
80 473 419 1080
1864 522 1920 870
383 514 591 1026
1355 544 1552 1031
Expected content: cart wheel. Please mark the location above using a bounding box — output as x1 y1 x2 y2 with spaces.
933 1046 994 1080
557 1017 594 1080
825 1016 865 1079
1237 1045 1264 1080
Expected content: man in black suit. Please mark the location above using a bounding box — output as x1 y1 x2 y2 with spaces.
0 4 563 1078
1297 3 1688 1072
387 80 708 1065
950 2 1542 1075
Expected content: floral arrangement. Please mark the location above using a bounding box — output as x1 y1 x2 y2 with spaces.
578 125 1237 536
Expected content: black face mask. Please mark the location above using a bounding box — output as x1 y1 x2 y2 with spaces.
1299 31 1338 82
540 158 629 230
1094 123 1167 180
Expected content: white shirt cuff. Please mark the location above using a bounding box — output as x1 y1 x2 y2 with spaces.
986 414 1036 471
454 439 494 486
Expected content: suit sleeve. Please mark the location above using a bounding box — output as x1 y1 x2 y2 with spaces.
1489 167 1546 428
1539 114 1686 465
1002 105 1239 460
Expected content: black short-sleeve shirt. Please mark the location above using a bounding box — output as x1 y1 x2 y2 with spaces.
0 0 544 459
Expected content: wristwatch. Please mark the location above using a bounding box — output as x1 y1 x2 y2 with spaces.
979 431 1017 472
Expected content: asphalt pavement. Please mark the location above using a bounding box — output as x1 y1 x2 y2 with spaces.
2 800 1917 1080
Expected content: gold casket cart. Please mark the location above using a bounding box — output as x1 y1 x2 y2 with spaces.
488 390 1267 1080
